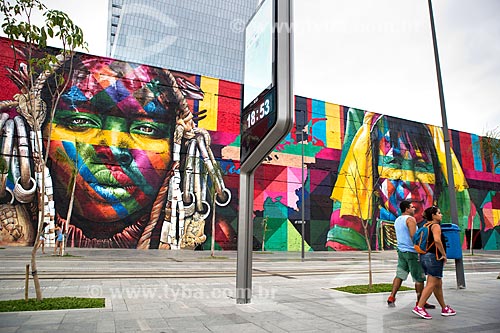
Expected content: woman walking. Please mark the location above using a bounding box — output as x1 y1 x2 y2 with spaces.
412 206 456 319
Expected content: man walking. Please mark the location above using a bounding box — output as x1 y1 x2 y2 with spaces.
387 200 435 309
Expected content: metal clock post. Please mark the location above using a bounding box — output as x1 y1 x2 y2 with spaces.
236 0 294 304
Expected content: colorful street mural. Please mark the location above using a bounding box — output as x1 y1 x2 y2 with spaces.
0 38 499 250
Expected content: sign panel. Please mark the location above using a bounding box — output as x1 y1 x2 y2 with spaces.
243 0 274 109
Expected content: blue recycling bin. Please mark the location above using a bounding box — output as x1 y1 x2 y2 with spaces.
441 224 462 259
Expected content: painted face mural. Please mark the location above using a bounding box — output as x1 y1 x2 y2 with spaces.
39 56 231 248
46 59 175 225
0 47 232 249
327 110 445 251
373 116 439 224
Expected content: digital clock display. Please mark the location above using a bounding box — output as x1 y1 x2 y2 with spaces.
240 87 276 163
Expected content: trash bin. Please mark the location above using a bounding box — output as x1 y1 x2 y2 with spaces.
441 224 462 259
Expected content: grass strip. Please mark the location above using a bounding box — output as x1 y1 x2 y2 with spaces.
333 283 414 294
200 256 229 260
0 297 104 312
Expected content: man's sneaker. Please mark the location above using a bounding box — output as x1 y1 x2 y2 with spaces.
387 296 396 307
441 305 456 316
417 301 436 309
412 306 432 319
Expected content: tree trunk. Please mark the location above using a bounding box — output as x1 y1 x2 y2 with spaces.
32 129 46 301
31 242 42 300
262 217 267 252
364 223 373 290
62 172 77 256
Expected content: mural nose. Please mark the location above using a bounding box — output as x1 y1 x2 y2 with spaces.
114 148 133 166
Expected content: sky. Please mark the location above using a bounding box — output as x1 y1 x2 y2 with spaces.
2 0 499 136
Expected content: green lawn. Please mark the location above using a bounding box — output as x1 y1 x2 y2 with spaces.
333 283 414 294
0 297 105 312
199 256 229 260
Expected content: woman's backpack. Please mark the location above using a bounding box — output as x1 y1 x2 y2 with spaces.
413 222 435 254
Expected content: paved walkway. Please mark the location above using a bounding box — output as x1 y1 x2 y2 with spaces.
0 247 499 332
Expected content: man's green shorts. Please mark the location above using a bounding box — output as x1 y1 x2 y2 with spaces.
396 250 425 283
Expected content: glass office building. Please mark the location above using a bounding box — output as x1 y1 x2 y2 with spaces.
107 0 258 83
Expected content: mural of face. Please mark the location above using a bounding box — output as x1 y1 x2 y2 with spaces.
327 112 443 251
44 58 176 227
375 123 437 223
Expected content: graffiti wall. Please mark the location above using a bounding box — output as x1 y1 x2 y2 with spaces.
0 38 499 250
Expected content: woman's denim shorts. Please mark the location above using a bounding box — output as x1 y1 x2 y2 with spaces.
420 252 444 278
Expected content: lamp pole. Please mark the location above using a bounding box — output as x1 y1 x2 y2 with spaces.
427 0 466 288
301 129 305 261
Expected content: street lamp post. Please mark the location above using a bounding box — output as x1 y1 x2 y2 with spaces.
427 0 466 288
301 129 305 261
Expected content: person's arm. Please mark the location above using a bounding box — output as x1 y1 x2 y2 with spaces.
406 216 418 238
431 224 447 263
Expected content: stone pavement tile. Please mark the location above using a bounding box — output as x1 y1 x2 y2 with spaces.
58 322 98 332
110 299 128 311
139 317 171 329
0 313 31 327
236 309 291 324
207 322 277 332
285 299 335 316
194 303 239 315
62 310 101 323
21 311 65 326
232 304 262 314
124 301 152 311
114 318 169 332
271 294 307 304
322 312 369 327
303 307 339 320
273 318 331 332
225 312 252 324
163 316 212 331
140 300 173 311
242 301 289 312
96 319 115 333
248 321 288 333
439 321 500 333
112 309 163 320
475 329 500 333
114 318 151 332
160 303 206 318
194 314 241 327
17 327 53 333
279 306 319 321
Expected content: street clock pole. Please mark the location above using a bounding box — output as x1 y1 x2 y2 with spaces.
236 0 294 304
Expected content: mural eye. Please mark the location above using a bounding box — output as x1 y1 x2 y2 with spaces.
60 114 101 131
415 159 433 172
130 121 170 139
387 157 402 166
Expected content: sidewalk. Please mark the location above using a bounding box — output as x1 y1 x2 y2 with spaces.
0 248 499 332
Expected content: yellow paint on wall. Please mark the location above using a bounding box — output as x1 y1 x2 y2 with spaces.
491 209 500 228
198 76 219 131
377 167 436 184
49 126 170 153
325 103 341 149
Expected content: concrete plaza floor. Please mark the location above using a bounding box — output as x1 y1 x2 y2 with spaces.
0 247 499 332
